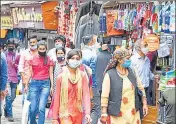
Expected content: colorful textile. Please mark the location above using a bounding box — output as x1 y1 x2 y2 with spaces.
52 66 90 120
101 71 145 124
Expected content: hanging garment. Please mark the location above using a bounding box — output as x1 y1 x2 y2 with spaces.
170 1 175 32
69 4 78 43
76 13 99 29
75 1 101 30
75 21 99 49
106 10 124 36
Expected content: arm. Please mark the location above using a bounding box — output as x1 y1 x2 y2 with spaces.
82 73 91 115
49 66 54 91
0 56 8 91
24 65 32 87
101 73 110 114
14 54 20 69
134 69 147 105
90 56 97 87
52 76 61 120
18 53 26 82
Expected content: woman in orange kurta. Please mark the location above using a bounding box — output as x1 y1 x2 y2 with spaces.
52 49 91 124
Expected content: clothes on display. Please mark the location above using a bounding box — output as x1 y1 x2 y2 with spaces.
75 13 99 49
75 1 101 30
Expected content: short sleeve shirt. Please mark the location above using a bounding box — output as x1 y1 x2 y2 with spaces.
29 55 54 80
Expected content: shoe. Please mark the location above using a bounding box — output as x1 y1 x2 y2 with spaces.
8 117 14 122
36 114 39 119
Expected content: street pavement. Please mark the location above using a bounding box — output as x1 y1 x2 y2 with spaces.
1 95 52 124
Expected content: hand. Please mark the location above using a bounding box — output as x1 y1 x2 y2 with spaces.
52 120 59 124
0 91 6 100
100 115 108 124
155 75 160 82
85 114 92 124
50 87 54 96
24 85 28 93
143 104 148 117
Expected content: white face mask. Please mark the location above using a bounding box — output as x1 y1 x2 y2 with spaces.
68 59 81 69
30 45 37 50
55 43 63 48
141 47 149 55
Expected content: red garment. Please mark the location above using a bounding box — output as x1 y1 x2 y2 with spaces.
79 64 93 86
52 70 91 120
28 55 54 80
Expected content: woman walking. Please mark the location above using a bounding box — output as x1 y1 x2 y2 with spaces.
100 48 148 124
53 46 66 94
25 40 54 124
52 49 91 124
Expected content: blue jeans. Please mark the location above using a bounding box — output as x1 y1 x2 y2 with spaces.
91 88 101 124
28 79 50 124
4 82 18 117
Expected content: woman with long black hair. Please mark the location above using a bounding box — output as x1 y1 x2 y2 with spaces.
24 40 54 124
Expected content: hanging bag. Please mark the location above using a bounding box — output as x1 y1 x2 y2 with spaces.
21 94 30 124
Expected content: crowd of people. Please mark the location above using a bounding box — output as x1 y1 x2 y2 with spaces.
0 34 159 124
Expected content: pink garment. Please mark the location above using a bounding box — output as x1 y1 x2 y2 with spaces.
18 49 37 80
52 71 91 120
6 51 19 83
28 55 54 80
79 64 93 86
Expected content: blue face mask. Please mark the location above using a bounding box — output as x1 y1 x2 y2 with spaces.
121 60 131 68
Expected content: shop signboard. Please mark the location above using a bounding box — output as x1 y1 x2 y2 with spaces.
11 5 44 29
1 5 13 29
143 34 160 52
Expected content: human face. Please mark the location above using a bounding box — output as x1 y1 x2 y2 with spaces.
56 50 65 57
140 41 149 55
38 45 47 56
7 44 15 51
55 39 64 48
70 55 80 61
67 55 81 69
29 38 37 50
29 38 37 47
57 50 65 62
118 55 131 68
38 45 47 53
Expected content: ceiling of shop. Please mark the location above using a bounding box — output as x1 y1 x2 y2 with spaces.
0 1 45 5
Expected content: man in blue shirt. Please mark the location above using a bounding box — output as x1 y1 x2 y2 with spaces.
81 35 98 124
131 39 154 105
0 46 8 119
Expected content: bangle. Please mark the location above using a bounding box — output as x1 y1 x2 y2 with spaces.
101 113 108 117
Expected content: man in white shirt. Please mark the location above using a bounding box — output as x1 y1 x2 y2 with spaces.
48 35 70 62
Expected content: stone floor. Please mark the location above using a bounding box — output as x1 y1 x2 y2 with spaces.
0 95 51 124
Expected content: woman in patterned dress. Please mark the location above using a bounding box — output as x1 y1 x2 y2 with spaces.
53 47 66 94
100 48 148 124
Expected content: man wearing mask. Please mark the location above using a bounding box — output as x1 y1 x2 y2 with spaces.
81 35 98 124
48 35 68 62
18 35 38 105
4 38 20 122
130 39 154 105
94 43 112 124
